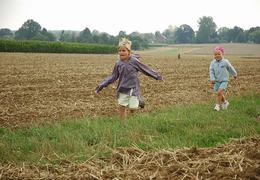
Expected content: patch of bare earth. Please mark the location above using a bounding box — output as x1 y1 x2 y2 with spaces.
0 136 259 179
0 52 259 128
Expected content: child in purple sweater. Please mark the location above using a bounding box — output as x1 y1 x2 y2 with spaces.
95 38 163 120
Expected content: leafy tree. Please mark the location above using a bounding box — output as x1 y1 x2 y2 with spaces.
91 30 100 43
196 16 217 43
92 30 100 35
92 35 100 44
228 26 246 43
41 28 56 41
249 29 260 43
59 30 65 41
77 27 93 43
155 31 166 43
118 31 127 39
141 33 156 44
0 28 13 39
98 32 110 44
121 32 148 50
115 31 128 45
59 30 77 42
175 24 195 43
217 27 230 42
70 32 76 42
163 25 176 44
31 33 48 41
15 19 41 40
128 32 141 50
90 30 115 45
247 26 260 36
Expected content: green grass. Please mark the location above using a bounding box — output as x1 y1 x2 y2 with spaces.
0 39 117 54
0 93 259 164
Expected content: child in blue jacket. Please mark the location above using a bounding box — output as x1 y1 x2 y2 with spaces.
209 46 237 111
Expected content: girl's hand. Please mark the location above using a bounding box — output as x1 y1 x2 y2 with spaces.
158 76 164 81
160 76 164 82
95 85 103 93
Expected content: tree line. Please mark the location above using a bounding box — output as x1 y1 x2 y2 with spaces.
0 17 260 50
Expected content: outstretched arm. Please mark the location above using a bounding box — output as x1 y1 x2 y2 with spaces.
134 60 163 80
95 63 119 93
209 62 216 83
226 60 237 78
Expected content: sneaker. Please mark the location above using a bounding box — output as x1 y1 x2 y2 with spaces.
214 104 221 111
138 96 145 109
222 101 229 110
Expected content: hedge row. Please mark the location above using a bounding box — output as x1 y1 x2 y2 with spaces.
0 39 117 54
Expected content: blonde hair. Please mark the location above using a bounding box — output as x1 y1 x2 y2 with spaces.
118 38 131 51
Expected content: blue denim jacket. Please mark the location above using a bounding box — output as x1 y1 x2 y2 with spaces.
209 58 237 82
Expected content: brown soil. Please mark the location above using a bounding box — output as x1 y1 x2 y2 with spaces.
0 52 259 128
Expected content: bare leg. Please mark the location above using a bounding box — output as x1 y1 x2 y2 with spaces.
221 94 225 103
216 89 225 105
119 105 127 120
129 109 136 116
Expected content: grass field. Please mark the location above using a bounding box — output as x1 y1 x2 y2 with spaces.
0 93 259 179
0 43 259 179
0 93 259 163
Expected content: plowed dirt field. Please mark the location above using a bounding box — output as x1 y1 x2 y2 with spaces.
1 45 260 128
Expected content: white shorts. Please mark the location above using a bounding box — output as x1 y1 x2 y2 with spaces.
118 93 139 109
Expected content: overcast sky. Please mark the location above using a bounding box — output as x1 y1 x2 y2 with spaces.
1 0 260 35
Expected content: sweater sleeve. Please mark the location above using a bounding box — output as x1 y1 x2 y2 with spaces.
209 61 216 81
134 60 162 80
226 60 237 77
96 63 119 93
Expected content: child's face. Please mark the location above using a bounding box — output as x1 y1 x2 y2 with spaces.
214 51 223 61
118 46 130 60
